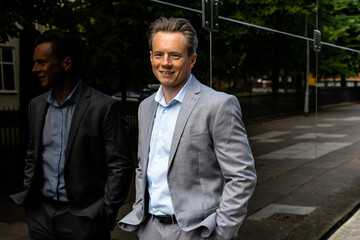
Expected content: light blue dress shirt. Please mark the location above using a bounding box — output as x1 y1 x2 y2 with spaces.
147 75 192 216
41 80 81 202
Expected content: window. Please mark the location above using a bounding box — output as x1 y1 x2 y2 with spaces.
0 47 16 91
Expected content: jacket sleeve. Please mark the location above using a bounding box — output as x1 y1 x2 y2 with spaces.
210 95 257 240
102 100 134 230
24 102 36 190
117 101 146 232
9 101 36 206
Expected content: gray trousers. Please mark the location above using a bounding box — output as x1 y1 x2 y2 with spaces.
137 215 206 240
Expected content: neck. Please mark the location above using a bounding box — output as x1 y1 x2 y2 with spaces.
162 77 190 104
162 87 179 105
52 75 78 105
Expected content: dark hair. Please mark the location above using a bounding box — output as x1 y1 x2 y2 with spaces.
147 17 198 56
34 30 83 74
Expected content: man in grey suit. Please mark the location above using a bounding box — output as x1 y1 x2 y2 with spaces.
119 17 256 240
10 30 133 239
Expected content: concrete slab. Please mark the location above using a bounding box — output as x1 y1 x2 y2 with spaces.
293 124 334 129
258 142 352 159
249 131 290 140
238 220 293 240
324 116 360 121
247 204 316 221
294 125 313 129
255 139 284 143
328 209 360 240
0 222 28 240
295 133 346 139
317 124 335 127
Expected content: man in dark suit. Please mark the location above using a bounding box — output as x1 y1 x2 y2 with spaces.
10 30 133 240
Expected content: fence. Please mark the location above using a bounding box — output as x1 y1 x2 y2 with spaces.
2 86 360 151
0 107 139 152
0 107 19 151
126 114 139 152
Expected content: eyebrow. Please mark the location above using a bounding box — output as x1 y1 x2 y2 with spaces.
152 51 182 55
33 59 47 63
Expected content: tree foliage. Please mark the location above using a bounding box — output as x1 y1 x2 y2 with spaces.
0 0 358 94
318 0 360 79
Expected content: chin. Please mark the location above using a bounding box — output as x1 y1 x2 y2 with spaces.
39 81 49 88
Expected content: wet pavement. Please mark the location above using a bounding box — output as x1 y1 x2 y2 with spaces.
1 103 360 240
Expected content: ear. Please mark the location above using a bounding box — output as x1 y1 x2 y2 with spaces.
149 51 153 63
189 53 197 70
63 57 72 71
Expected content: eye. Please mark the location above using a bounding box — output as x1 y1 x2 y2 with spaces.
153 53 163 58
37 60 47 66
171 54 181 59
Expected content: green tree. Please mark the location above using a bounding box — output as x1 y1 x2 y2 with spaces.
0 0 74 43
0 0 358 95
319 0 360 84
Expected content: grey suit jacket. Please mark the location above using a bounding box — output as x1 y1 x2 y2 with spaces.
10 82 133 230
119 76 256 239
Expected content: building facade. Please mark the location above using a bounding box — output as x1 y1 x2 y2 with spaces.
0 37 20 110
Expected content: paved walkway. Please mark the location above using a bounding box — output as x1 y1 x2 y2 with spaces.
1 103 360 239
328 207 360 240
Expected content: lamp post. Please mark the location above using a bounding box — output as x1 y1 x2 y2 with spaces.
202 0 219 88
304 3 315 115
304 13 310 115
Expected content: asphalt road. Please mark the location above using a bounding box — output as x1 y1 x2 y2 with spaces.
1 103 360 240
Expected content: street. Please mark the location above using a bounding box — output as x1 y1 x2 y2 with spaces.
1 103 360 240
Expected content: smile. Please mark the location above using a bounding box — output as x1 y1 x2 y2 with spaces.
160 71 174 76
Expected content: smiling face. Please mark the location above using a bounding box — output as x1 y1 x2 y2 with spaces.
32 42 67 88
150 31 197 95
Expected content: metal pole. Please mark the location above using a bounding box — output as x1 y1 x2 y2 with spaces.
209 31 213 88
304 14 310 115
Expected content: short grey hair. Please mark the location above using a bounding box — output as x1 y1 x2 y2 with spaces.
147 17 198 56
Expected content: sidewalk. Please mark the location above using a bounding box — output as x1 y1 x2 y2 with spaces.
1 103 360 240
328 207 360 240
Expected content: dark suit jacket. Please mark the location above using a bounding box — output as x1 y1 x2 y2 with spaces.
10 82 133 229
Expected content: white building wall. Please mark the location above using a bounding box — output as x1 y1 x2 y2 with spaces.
0 37 20 110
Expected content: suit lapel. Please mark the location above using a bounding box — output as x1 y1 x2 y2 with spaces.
139 95 158 193
65 83 91 161
141 95 158 169
34 94 50 161
168 76 201 168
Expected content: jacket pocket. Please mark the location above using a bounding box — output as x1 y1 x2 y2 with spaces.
204 205 219 216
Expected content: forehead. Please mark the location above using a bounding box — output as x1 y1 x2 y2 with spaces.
33 42 54 58
152 31 187 52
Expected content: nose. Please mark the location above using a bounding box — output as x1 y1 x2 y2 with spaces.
32 62 39 73
161 55 171 67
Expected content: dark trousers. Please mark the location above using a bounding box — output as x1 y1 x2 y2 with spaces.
26 199 110 240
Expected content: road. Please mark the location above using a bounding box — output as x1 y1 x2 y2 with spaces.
1 103 360 240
